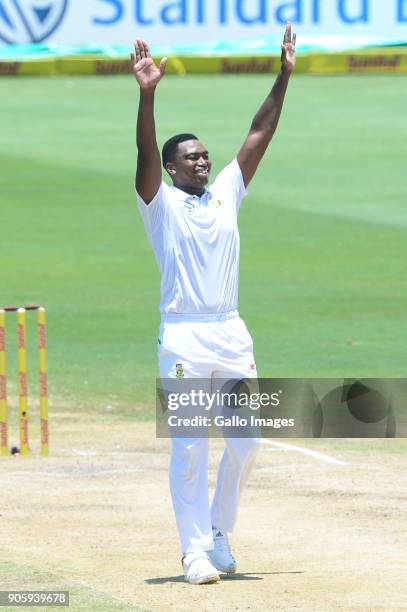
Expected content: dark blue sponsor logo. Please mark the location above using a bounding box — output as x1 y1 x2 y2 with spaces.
0 0 68 44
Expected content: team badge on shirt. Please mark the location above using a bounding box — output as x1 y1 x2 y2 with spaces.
175 363 184 378
182 201 196 215
211 199 222 208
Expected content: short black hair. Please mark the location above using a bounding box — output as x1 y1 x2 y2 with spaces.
162 133 198 168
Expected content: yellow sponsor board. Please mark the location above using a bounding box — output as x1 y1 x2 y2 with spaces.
57 55 303 76
0 60 59 76
310 48 407 73
20 60 59 76
0 49 406 76
0 61 21 75
58 57 132 75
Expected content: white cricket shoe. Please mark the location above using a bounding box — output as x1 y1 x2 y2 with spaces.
182 551 220 585
208 527 237 574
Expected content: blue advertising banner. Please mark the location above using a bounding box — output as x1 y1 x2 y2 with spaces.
0 1 406 47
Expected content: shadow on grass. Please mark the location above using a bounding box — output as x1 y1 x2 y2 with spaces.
146 571 304 584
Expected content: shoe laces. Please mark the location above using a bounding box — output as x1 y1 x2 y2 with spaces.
213 529 232 555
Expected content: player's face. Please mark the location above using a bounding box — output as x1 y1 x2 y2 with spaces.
167 140 212 192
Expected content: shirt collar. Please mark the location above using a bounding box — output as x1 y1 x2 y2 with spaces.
171 186 212 206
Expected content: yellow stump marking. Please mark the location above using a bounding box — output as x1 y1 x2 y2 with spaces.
17 308 29 455
0 310 8 456
38 307 49 456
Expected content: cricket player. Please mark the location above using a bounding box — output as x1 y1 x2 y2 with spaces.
132 24 296 584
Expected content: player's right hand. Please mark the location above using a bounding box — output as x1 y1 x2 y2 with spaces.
281 22 296 73
130 39 167 90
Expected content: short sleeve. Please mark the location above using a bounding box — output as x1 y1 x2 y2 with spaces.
211 158 248 213
136 182 171 236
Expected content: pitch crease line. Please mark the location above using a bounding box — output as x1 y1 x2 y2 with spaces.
262 439 349 465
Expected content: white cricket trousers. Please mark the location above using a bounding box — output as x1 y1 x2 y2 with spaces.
158 310 261 553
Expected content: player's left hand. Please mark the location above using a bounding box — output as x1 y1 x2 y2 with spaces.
281 22 296 73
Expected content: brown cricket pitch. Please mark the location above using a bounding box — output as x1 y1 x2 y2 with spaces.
0 407 406 611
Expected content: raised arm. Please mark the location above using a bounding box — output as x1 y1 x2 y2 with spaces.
131 39 167 204
237 23 296 187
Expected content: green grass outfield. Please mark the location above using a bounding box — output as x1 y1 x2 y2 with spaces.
1 74 406 414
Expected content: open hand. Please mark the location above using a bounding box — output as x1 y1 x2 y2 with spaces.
130 39 167 90
281 22 296 73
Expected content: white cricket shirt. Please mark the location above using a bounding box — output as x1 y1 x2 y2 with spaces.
136 159 247 315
